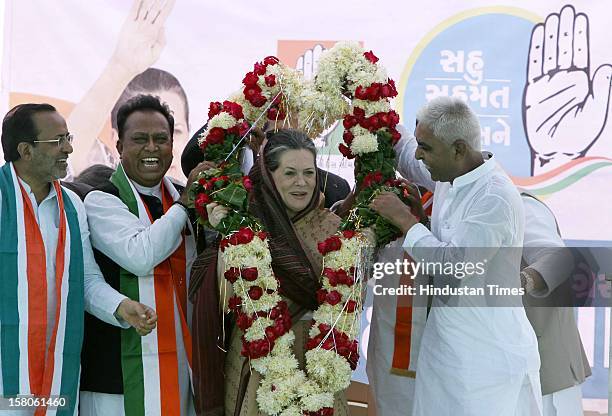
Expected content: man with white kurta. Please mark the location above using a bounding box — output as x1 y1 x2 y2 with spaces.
81 95 204 416
0 103 156 416
370 96 542 415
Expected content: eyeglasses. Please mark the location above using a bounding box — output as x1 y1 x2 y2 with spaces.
32 133 74 148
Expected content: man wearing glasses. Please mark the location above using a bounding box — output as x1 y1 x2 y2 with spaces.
0 103 157 415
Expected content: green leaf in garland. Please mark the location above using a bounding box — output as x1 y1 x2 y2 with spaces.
215 183 247 210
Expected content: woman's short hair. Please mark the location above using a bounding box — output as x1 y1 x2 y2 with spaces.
111 68 189 130
416 96 481 150
263 129 317 172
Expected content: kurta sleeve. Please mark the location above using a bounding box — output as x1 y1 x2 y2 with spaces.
84 190 189 276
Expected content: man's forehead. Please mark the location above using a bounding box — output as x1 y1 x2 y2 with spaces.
124 110 170 132
415 123 436 144
32 111 67 133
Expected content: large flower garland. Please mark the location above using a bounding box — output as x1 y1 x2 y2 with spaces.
298 42 408 244
190 47 407 415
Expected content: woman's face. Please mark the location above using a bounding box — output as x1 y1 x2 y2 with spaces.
157 89 189 182
271 149 317 217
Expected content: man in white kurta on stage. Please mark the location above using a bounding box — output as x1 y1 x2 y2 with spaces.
81 95 206 416
0 103 156 416
371 96 543 416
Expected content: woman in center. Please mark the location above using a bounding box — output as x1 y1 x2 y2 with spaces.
191 129 349 416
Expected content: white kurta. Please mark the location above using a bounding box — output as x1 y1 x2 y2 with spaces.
82 180 196 416
0 175 128 414
395 129 542 416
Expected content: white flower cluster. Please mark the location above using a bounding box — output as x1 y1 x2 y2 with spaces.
323 233 369 270
223 236 272 270
207 111 238 131
244 317 274 342
350 128 379 155
257 372 306 415
352 98 391 118
223 236 282 313
314 41 373 96
311 304 360 338
305 349 352 392
299 385 334 412
297 85 349 137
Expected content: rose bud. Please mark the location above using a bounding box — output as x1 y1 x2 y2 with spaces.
364 50 379 64
236 227 255 244
325 290 342 306
241 267 258 281
248 286 264 300
224 267 241 283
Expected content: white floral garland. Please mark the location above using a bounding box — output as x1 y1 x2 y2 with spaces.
297 41 401 155
219 227 368 416
195 45 394 414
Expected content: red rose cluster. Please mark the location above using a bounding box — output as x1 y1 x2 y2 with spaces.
306 323 360 370
239 301 292 359
220 227 267 252
193 192 211 219
342 108 401 136
305 408 334 416
242 56 287 121
317 235 342 256
192 175 233 220
353 79 397 101
200 101 249 153
322 267 356 288
338 107 401 159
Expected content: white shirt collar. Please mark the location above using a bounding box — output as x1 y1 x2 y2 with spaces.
450 152 496 189
15 172 57 205
131 179 162 199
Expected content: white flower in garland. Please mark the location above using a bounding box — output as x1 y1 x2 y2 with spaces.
256 372 306 415
300 391 335 413
350 131 379 155
305 349 352 392
298 87 349 136
244 317 274 341
352 99 391 117
280 406 302 416
208 112 238 130
323 233 367 269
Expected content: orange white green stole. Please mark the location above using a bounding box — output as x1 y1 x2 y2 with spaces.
0 162 84 416
110 164 193 416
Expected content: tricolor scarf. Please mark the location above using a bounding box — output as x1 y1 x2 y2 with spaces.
390 191 433 377
110 165 193 416
0 163 84 416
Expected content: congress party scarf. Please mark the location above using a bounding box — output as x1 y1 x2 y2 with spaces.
0 162 84 416
110 164 192 416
